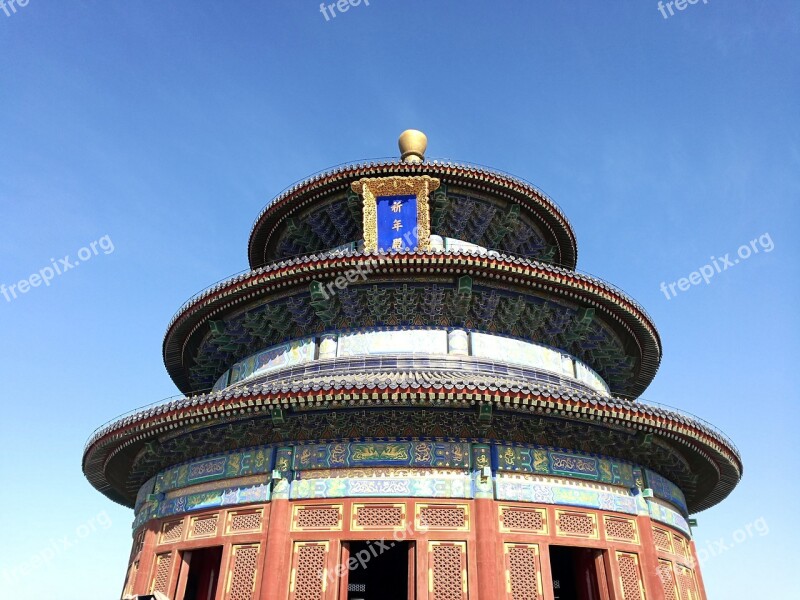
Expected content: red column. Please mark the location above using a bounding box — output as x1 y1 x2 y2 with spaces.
636 515 667 600
132 521 160 594
688 540 709 600
474 499 502 600
260 499 291 600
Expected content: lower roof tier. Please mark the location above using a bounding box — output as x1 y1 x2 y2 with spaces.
83 368 741 514
164 249 661 397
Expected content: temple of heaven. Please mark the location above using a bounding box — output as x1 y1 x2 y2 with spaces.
83 131 742 600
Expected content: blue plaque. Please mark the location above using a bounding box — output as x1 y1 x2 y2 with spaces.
352 175 439 252
376 194 418 250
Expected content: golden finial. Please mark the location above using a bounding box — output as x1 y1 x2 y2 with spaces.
398 129 428 164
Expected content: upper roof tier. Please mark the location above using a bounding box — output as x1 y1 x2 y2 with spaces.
247 158 578 270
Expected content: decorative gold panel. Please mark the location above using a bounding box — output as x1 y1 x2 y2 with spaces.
657 559 679 600
189 514 219 539
224 544 260 600
428 541 468 600
351 503 406 531
672 533 688 558
122 559 139 598
652 526 674 553
352 175 439 252
291 504 343 532
504 543 543 600
677 563 699 600
616 552 645 600
159 518 184 544
150 552 173 595
554 510 599 539
416 503 470 532
227 509 264 534
603 515 639 544
499 505 548 534
289 541 329 600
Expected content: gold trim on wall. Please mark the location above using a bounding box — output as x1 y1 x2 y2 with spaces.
351 175 440 252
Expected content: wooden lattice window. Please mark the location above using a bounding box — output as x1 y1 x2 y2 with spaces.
130 528 146 563
227 509 263 534
150 552 173 595
604 516 639 543
224 544 260 600
672 534 688 557
289 542 328 600
554 510 598 539
652 526 673 553
504 543 542 600
615 552 645 600
417 504 469 531
677 564 699 600
190 514 219 538
122 559 139 598
160 519 184 544
352 503 406 530
291 505 343 531
499 506 547 534
657 559 678 600
429 542 468 600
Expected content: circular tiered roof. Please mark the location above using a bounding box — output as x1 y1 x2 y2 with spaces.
247 159 578 269
83 141 742 523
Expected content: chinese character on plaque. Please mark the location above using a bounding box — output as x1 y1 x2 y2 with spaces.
377 195 415 250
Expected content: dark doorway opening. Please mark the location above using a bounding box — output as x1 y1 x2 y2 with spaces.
549 546 606 600
180 546 223 600
345 541 412 600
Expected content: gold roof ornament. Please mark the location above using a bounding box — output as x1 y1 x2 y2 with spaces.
398 129 427 164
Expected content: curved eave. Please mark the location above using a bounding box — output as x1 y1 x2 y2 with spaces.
83 382 741 512
247 160 578 269
163 250 662 396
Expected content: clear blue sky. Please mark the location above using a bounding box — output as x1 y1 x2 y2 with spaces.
1 2 797 598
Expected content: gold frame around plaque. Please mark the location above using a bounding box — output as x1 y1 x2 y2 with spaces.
351 175 440 252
